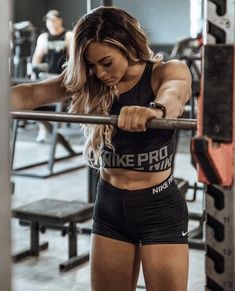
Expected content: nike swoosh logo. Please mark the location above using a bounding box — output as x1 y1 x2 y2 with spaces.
182 231 188 236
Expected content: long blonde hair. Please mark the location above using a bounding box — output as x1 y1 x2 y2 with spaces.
63 6 162 168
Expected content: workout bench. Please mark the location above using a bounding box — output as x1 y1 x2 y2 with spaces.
12 198 93 272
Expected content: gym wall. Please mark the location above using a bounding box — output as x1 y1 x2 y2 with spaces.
113 0 190 44
13 0 190 45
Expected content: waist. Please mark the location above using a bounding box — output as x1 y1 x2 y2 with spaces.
100 168 172 190
98 172 175 198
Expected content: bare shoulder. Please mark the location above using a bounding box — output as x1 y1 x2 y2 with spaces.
153 59 191 81
37 32 48 42
65 31 73 37
65 31 73 41
36 32 48 48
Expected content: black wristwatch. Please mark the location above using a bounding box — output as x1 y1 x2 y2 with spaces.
148 101 166 118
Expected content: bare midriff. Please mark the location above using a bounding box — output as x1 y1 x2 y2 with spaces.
100 167 172 190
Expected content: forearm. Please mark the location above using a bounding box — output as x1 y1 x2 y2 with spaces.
155 81 192 118
11 84 37 110
152 60 192 118
155 89 190 118
11 74 71 111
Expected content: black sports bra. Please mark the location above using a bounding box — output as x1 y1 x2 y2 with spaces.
100 62 176 172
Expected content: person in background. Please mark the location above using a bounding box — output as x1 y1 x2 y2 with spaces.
32 9 72 142
11 7 192 291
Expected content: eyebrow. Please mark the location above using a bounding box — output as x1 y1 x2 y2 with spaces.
87 56 111 64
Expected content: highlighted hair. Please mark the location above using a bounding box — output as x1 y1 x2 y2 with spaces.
63 6 162 168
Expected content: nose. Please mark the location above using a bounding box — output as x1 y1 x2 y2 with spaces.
96 65 106 79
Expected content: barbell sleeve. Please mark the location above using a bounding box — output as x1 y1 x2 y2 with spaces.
10 110 197 130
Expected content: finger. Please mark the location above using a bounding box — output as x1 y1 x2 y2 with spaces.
131 113 147 131
118 107 131 130
128 107 144 131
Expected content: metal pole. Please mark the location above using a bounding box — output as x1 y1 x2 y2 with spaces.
87 0 91 13
11 110 197 130
0 0 11 289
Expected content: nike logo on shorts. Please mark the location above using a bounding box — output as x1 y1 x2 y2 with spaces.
182 231 188 237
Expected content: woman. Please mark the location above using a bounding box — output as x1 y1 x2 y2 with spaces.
11 6 192 291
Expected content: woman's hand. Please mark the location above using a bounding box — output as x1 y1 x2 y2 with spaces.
118 105 163 132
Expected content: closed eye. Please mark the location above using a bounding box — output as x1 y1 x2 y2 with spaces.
87 62 95 69
101 61 112 67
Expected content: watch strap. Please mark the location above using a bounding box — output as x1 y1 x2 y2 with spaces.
148 101 166 118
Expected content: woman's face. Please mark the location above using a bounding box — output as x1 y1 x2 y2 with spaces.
85 42 129 86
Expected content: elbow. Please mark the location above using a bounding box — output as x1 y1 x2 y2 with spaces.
179 86 192 105
177 90 192 118
184 91 191 106
187 86 192 102
178 104 185 117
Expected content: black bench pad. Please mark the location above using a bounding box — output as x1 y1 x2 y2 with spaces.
12 199 94 224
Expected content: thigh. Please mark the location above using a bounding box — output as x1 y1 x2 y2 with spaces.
90 234 141 291
140 244 189 291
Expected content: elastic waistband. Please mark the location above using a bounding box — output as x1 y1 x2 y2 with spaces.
98 175 176 200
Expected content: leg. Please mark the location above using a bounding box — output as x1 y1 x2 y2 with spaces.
141 244 189 291
90 234 140 291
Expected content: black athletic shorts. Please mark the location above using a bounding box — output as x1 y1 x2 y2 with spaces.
92 175 189 245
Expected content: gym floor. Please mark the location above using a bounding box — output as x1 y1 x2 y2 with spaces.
11 122 205 291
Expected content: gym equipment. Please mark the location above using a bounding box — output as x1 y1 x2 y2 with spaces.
11 110 197 130
12 199 93 272
11 21 36 78
191 0 235 289
11 104 86 179
11 79 86 178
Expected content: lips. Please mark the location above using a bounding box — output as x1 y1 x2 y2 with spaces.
102 78 115 86
103 78 112 83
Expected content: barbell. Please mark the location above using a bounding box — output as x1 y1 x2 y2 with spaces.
11 110 197 130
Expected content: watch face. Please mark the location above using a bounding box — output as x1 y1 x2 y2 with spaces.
150 102 157 108
149 102 166 117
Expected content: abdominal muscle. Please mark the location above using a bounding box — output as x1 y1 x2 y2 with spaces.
100 167 172 190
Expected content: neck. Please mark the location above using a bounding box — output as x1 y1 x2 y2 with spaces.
117 62 146 93
123 62 145 82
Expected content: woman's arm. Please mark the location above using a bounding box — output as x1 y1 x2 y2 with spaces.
117 60 192 132
152 60 192 118
32 33 48 66
11 73 71 110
